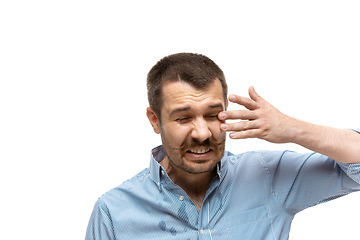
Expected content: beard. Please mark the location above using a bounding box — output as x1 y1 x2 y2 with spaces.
160 129 226 174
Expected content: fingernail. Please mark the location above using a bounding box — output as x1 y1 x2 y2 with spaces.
221 124 228 130
219 112 226 119
229 95 236 101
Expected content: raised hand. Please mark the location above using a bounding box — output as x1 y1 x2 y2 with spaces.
218 86 294 143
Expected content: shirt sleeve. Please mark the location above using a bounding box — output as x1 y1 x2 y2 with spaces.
338 128 360 184
85 198 115 240
262 150 360 215
337 162 360 184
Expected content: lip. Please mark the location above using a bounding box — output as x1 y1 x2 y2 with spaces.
184 148 214 161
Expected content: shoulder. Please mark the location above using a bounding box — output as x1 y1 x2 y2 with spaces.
98 168 155 207
86 169 155 239
225 150 283 166
224 150 317 178
226 149 315 164
222 150 276 182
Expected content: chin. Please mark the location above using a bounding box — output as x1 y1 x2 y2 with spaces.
182 158 220 174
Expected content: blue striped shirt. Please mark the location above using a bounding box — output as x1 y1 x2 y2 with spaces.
86 146 360 239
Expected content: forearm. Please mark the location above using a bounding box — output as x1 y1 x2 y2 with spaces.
221 88 360 164
288 118 360 164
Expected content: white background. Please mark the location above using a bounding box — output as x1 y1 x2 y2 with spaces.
1 1 359 239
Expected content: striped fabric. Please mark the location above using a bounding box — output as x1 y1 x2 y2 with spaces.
86 145 360 240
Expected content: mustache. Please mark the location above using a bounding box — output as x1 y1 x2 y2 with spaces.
171 138 225 150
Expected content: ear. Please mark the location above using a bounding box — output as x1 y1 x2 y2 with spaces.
146 107 161 134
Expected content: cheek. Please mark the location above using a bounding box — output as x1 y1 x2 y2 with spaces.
209 122 224 140
164 124 192 146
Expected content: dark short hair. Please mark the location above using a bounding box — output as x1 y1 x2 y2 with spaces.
147 53 228 121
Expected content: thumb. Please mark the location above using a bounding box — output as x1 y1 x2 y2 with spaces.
248 86 261 102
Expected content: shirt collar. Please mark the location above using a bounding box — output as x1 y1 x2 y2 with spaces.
149 145 166 190
149 145 228 190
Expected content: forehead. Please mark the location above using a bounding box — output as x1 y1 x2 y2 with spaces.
161 79 225 114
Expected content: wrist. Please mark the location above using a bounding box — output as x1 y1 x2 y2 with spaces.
284 117 310 145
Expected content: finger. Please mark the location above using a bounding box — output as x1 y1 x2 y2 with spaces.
218 110 257 121
248 86 264 103
228 94 260 110
229 129 262 139
220 120 258 132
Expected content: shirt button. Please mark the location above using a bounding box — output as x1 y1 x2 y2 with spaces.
200 229 204 235
179 195 184 201
161 170 165 175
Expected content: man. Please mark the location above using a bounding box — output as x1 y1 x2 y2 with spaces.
86 53 360 239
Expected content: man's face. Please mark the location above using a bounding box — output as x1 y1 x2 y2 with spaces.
158 79 227 174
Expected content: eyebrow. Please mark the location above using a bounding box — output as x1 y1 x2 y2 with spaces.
169 106 191 117
208 103 224 110
169 103 224 117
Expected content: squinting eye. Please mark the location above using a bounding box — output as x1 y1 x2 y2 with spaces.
176 117 190 123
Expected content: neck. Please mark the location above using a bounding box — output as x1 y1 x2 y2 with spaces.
160 157 217 211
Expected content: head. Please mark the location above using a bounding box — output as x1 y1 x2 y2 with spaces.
147 53 228 121
146 53 228 175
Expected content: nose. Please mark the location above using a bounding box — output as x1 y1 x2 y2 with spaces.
191 117 212 142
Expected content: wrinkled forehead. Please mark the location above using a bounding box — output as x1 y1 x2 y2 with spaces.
161 79 226 114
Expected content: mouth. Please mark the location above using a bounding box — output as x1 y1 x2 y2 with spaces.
184 147 214 161
187 148 211 154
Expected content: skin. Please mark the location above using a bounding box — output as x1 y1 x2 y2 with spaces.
146 79 227 211
218 86 360 164
147 80 360 211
